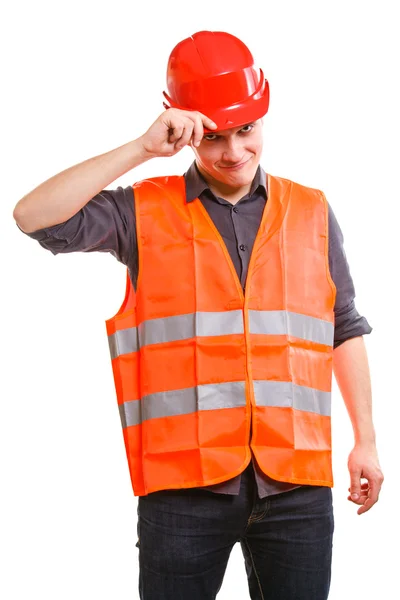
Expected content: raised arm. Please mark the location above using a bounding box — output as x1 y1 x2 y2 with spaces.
13 138 151 234
13 109 217 233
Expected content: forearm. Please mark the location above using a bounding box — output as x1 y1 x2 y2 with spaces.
13 136 151 233
332 335 376 445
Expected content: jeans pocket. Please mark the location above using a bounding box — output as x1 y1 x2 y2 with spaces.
135 528 140 548
135 504 140 548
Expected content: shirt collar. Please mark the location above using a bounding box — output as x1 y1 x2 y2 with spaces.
184 160 268 203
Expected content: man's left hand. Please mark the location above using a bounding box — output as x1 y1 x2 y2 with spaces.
347 443 384 515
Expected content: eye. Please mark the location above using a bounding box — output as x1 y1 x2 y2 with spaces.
203 133 219 141
240 124 254 133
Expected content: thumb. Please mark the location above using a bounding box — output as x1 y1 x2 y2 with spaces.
350 469 362 501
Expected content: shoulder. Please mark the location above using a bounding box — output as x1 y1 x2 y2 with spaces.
132 175 186 206
268 173 327 211
133 175 183 190
269 173 324 195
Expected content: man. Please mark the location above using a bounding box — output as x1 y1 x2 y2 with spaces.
13 30 383 600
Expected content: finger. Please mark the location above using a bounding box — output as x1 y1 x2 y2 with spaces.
349 469 362 502
364 479 380 507
348 483 369 495
348 488 369 497
347 492 368 504
348 483 369 491
199 113 218 130
348 488 369 498
185 110 217 131
191 115 206 147
357 495 376 515
175 121 195 149
356 479 382 515
347 495 367 505
168 123 184 144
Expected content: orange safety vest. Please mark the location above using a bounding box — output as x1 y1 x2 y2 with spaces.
105 173 336 497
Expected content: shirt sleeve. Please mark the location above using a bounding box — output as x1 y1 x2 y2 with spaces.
328 202 373 348
16 186 138 282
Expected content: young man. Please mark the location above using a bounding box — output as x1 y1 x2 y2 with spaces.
13 31 383 600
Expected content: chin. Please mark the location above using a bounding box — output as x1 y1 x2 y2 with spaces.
218 165 256 185
223 173 252 186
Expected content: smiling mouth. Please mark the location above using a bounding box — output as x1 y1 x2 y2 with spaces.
219 158 250 171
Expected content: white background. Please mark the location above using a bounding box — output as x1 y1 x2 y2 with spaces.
1 1 398 598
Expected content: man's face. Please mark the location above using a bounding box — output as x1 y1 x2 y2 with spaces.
191 119 263 189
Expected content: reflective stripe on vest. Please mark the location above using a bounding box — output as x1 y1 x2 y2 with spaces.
108 309 334 360
249 310 334 346
118 379 330 428
253 381 331 417
118 380 247 427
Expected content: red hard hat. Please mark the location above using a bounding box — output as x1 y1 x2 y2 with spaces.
163 31 270 132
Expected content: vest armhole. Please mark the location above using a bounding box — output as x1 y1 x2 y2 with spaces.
320 190 337 305
133 181 144 299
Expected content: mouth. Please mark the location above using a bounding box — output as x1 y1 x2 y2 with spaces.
218 158 250 171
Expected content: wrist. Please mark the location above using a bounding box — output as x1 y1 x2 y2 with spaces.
134 135 157 162
354 433 376 448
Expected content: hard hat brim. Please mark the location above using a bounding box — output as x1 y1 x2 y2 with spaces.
163 74 270 134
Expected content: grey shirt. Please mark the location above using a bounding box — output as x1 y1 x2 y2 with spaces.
17 161 373 498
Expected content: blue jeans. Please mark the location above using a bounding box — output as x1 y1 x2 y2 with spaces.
136 463 334 599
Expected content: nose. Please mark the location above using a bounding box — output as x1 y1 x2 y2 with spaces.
221 137 244 164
